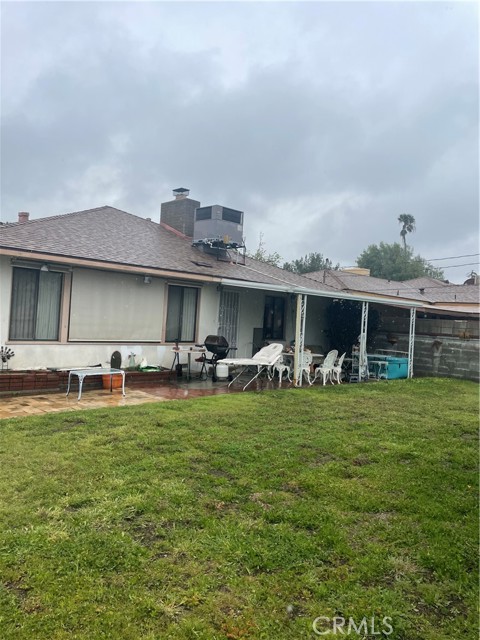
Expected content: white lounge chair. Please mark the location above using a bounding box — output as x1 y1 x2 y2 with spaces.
222 343 284 391
311 349 338 386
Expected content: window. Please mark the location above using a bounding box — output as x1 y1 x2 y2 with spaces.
9 267 63 340
165 285 199 342
69 269 164 341
263 295 285 340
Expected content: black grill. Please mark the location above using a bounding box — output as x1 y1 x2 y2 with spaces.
195 335 236 381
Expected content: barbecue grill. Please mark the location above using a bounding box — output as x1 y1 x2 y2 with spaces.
195 335 236 381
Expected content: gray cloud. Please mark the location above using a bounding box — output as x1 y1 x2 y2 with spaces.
1 1 478 281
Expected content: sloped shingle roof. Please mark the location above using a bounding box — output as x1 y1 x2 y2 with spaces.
0 206 338 293
305 270 480 305
3 207 477 307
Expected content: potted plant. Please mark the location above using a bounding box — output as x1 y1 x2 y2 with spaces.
102 350 124 390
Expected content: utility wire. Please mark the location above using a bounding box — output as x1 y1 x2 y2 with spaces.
342 253 479 268
434 261 479 269
426 253 479 262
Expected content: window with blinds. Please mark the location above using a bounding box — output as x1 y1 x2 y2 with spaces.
69 269 164 341
9 267 63 340
165 285 199 342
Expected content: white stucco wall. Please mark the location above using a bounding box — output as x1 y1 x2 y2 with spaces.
304 296 330 352
1 260 223 371
234 289 294 357
0 256 12 350
1 254 331 371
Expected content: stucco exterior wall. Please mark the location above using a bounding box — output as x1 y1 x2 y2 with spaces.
0 255 12 350
1 260 222 371
2 259 298 373
304 296 329 352
235 288 272 357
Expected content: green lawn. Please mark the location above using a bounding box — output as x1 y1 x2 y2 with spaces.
0 378 478 639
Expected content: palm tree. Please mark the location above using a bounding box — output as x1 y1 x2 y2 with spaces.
398 214 416 251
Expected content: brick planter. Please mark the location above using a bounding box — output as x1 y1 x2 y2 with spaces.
0 369 171 396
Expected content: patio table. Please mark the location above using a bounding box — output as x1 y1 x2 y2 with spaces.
367 360 388 380
281 352 324 381
170 347 206 381
282 352 324 361
66 368 126 401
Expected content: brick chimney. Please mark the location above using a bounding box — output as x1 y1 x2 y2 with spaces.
18 212 30 223
160 188 200 237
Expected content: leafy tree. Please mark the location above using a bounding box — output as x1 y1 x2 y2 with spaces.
247 233 282 267
357 242 444 281
398 213 416 251
283 252 339 274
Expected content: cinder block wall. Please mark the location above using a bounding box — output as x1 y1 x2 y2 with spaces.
372 313 479 382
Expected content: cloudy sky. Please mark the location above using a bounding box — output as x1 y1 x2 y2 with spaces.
1 1 478 281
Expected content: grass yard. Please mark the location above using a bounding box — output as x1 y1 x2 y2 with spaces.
0 378 478 640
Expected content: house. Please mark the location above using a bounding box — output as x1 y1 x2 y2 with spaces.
1 189 476 382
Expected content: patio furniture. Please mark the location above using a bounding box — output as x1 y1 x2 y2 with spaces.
66 367 126 401
195 335 237 382
170 346 206 381
272 355 292 387
332 352 347 384
367 353 406 380
349 346 369 383
368 359 388 380
280 350 324 386
221 343 284 391
299 351 314 385
311 349 338 386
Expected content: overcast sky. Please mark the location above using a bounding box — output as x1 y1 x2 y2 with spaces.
1 1 478 282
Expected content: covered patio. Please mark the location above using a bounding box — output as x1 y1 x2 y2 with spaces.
220 276 422 387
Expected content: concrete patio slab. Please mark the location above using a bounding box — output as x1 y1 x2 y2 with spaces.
0 377 287 419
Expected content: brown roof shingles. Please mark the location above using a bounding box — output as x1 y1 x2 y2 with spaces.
2 207 478 305
305 270 480 304
0 206 337 292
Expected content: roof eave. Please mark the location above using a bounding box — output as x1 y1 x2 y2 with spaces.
1 248 222 284
220 277 424 307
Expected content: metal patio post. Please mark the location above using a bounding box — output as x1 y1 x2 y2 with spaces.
359 301 369 381
293 293 307 387
408 307 416 378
